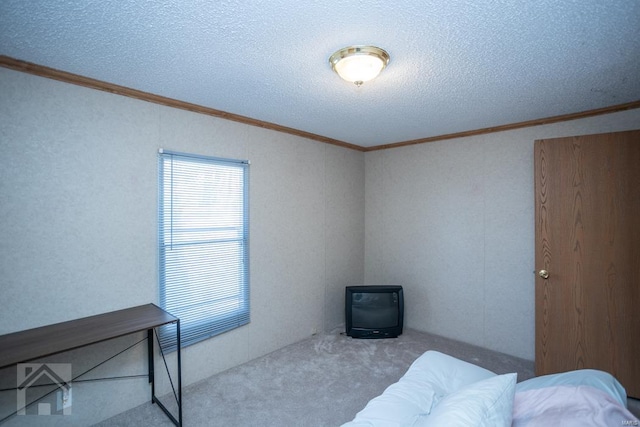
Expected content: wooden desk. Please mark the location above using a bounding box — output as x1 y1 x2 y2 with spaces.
0 303 182 425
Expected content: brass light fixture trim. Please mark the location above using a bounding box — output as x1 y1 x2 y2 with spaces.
329 45 390 86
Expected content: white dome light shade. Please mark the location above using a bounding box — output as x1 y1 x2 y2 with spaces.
329 46 390 86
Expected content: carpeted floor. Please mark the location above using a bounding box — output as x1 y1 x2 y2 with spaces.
96 328 639 426
96 328 535 426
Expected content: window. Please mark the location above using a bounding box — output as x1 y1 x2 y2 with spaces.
158 150 249 351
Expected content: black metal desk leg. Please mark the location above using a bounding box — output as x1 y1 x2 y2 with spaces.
150 321 182 426
176 319 182 426
148 329 154 399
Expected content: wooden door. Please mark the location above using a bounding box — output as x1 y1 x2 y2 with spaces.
534 130 640 398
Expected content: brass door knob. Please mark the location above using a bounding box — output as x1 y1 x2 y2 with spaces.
538 269 549 279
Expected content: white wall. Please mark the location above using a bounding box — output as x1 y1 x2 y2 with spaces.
0 67 364 424
364 108 640 360
2 64 639 423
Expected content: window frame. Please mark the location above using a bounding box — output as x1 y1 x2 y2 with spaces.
158 149 250 351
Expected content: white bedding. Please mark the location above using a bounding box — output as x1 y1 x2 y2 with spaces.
513 385 639 427
515 368 627 406
342 351 640 427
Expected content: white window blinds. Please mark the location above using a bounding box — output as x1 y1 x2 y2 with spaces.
158 150 250 351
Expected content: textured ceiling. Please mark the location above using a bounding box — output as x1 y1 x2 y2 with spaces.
1 1 639 148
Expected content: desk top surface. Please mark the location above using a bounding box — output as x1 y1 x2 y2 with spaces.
0 303 178 369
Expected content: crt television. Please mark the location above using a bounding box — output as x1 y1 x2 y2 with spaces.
345 285 404 338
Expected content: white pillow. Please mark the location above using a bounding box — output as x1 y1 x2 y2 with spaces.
342 384 431 427
341 372 436 426
408 351 497 403
414 373 517 427
342 351 498 427
516 369 627 407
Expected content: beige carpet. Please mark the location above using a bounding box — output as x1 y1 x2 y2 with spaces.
96 328 537 426
97 328 639 426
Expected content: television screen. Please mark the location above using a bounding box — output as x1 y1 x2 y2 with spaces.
352 292 399 328
345 285 403 339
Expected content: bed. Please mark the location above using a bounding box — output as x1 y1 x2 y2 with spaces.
342 350 639 427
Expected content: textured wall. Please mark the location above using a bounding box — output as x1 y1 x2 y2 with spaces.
2 63 639 423
364 108 640 360
0 67 364 424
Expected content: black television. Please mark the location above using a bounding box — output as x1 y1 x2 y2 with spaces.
345 285 404 338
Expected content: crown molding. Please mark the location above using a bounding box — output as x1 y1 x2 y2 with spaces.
0 55 364 152
2 55 638 153
364 100 640 151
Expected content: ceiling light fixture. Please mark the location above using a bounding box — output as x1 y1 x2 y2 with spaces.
329 45 390 87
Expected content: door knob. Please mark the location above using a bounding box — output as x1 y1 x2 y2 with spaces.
538 269 549 279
